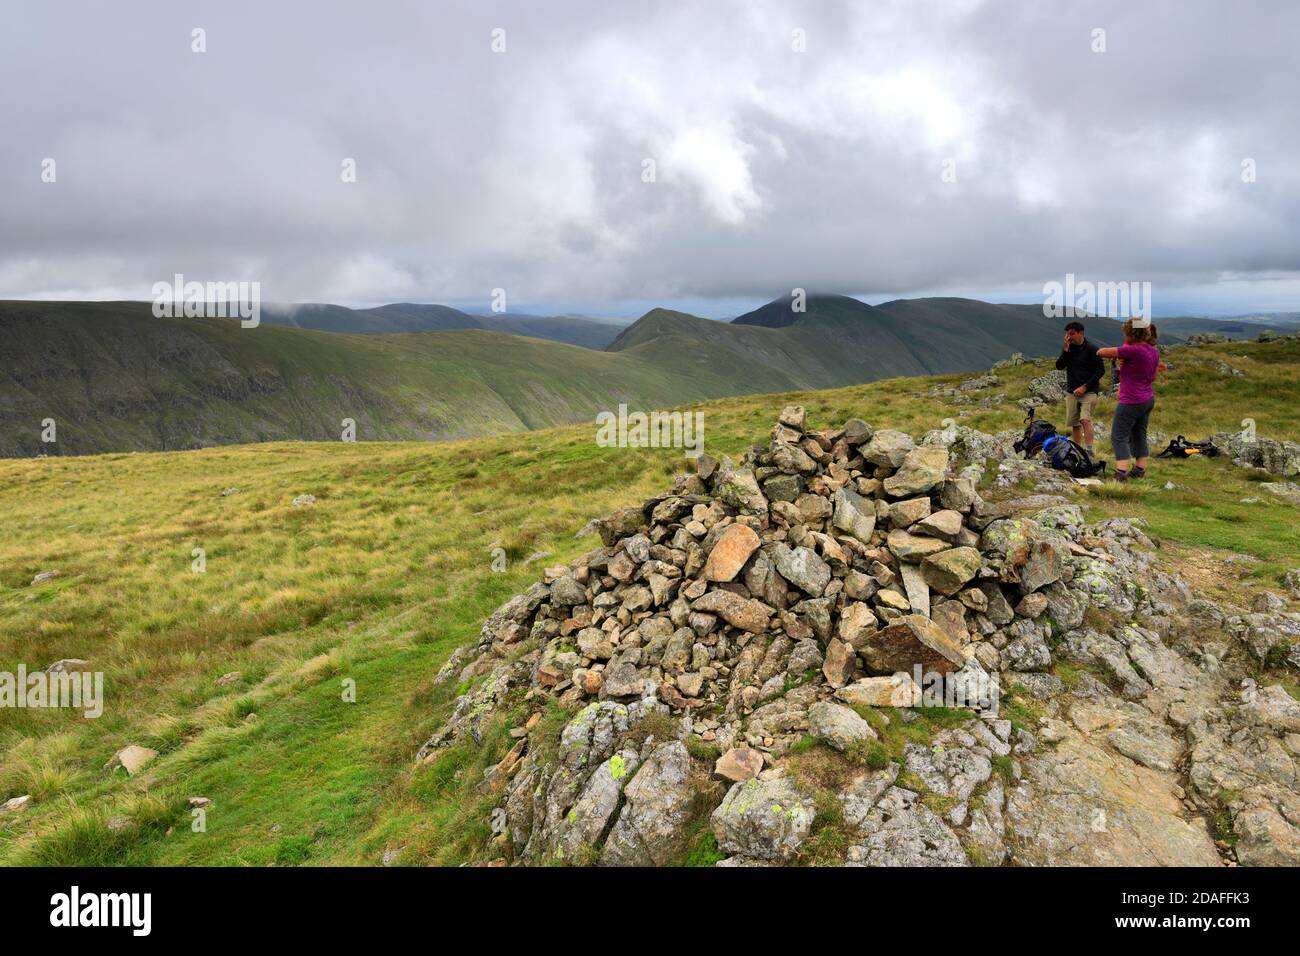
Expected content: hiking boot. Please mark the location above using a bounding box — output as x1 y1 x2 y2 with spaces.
1113 469 1129 482
1131 466 1146 479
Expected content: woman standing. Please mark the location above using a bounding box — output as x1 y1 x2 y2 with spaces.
1097 319 1160 481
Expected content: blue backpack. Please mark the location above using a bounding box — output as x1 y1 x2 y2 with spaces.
1014 408 1107 479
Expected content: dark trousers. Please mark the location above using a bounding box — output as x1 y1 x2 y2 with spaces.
1111 398 1155 461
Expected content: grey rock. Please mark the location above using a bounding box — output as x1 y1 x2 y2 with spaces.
554 750 641 860
712 777 816 862
882 447 949 497
771 544 831 597
832 487 877 542
846 787 967 867
863 429 916 468
601 741 697 866
809 701 878 751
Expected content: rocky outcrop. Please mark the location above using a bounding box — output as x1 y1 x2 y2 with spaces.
419 404 1300 867
1212 432 1300 478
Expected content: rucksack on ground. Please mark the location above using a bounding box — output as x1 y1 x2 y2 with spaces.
1014 408 1108 479
1012 413 1059 458
1156 435 1221 459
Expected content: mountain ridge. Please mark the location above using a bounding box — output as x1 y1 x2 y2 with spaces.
4 295 1296 457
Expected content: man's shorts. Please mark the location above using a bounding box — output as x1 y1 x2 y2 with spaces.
1065 390 1099 426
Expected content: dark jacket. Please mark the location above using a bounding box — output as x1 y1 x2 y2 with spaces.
1056 338 1105 393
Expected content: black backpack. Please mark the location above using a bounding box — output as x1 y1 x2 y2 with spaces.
1013 416 1059 457
1156 436 1221 459
1014 408 1108 479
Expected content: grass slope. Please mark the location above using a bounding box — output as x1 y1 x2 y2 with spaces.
263 302 627 349
2 339 1299 865
0 301 712 457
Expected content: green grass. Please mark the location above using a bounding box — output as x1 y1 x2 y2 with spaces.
2 337 1298 865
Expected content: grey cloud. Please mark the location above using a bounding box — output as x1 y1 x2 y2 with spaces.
1 0 1297 313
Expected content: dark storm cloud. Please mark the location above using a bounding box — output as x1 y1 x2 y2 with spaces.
2 0 1297 312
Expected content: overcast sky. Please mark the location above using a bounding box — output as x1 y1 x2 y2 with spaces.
2 0 1298 317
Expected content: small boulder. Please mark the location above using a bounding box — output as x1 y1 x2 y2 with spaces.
601 741 698 866
779 405 806 431
887 530 949 563
863 430 915 468
714 747 764 782
702 524 762 582
45 659 89 674
883 447 949 497
105 745 159 776
915 509 963 542
771 544 831 597
859 614 969 675
1017 539 1064 593
837 674 922 708
842 419 873 446
822 638 857 689
832 487 877 542
712 778 816 862
888 497 931 529
920 547 982 595
690 590 773 633
1015 592 1049 618
809 701 878 751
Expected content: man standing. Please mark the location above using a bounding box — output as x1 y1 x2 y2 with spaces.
1055 321 1104 456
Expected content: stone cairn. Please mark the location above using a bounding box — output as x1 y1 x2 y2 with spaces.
419 405 1130 865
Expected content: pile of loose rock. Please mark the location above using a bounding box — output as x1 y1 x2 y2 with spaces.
422 406 1300 867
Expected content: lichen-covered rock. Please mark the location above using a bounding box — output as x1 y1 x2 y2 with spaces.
1004 619 1052 672
846 786 967 867
601 741 698 866
553 750 641 861
712 777 816 862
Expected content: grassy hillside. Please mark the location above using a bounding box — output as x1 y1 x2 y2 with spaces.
0 301 713 457
2 337 1298 866
263 302 627 349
